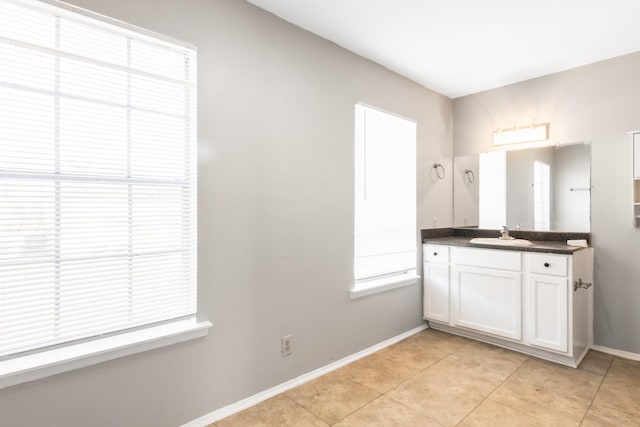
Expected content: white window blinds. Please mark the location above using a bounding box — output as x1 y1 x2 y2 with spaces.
354 104 416 281
0 0 197 358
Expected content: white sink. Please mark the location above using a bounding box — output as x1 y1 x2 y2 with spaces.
469 237 533 247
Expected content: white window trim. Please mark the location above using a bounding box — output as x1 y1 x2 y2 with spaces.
350 270 419 300
0 318 211 390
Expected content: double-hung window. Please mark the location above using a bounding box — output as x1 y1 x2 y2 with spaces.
0 0 203 383
352 103 417 298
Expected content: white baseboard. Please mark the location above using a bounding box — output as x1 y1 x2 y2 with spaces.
181 323 428 427
591 345 640 362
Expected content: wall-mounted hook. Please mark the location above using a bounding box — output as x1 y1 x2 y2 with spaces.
433 163 445 180
464 169 475 184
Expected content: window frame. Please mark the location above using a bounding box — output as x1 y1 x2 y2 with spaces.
351 102 419 299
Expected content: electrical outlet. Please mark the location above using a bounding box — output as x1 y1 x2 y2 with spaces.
432 217 438 227
281 335 292 357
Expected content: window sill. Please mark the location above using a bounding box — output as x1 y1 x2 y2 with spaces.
350 271 420 300
0 318 212 390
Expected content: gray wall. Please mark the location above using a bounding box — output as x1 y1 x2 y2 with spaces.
0 1 452 426
454 51 640 354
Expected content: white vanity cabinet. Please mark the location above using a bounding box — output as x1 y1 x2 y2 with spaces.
451 247 522 341
423 243 594 367
524 249 593 359
422 245 450 323
524 253 569 352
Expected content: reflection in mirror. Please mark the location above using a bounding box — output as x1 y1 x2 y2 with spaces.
453 143 590 232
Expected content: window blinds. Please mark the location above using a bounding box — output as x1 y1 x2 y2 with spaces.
354 104 416 281
0 0 197 358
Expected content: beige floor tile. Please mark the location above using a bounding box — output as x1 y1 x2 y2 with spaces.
450 340 528 363
386 362 486 426
578 350 614 376
447 340 528 378
413 328 473 350
510 356 602 401
606 357 640 382
216 395 328 427
429 356 513 396
334 395 443 427
582 401 640 426
592 373 640 416
458 398 546 427
597 357 640 416
377 329 470 371
285 373 379 424
333 352 419 393
489 375 591 426
212 331 640 427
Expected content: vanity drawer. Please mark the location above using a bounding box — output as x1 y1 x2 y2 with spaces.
527 253 568 276
423 245 449 263
451 247 521 271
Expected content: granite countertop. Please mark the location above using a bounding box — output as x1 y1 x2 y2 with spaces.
422 236 587 254
421 228 591 254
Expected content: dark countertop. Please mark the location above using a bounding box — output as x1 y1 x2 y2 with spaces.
422 236 587 254
421 228 591 254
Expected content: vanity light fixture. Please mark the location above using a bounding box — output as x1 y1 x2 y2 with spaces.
493 122 549 146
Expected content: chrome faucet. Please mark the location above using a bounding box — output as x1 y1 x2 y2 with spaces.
500 225 514 240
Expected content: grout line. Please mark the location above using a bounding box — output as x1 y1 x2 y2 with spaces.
384 394 446 426
455 353 530 426
381 357 451 426
324 387 380 426
283 395 332 426
577 355 615 426
379 329 468 426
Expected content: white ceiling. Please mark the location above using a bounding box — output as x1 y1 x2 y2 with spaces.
247 0 640 98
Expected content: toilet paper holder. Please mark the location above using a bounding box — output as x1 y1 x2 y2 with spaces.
574 278 593 292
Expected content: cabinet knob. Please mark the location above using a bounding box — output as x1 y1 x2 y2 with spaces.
433 252 438 256
544 262 550 267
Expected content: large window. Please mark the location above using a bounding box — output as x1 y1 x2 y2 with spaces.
0 0 197 360
353 104 416 292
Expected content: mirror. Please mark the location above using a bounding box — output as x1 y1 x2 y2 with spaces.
453 143 591 232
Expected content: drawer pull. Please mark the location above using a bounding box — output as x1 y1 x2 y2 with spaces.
574 278 593 291
544 262 550 267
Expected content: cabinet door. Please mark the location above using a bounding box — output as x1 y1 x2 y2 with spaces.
452 266 521 340
423 262 449 323
525 273 568 353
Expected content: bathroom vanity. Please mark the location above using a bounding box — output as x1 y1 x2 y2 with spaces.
422 232 593 368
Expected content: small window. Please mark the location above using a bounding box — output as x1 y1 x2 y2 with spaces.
0 0 197 359
478 151 506 229
533 160 551 230
353 104 417 291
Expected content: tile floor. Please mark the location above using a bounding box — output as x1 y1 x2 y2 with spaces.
211 329 640 426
